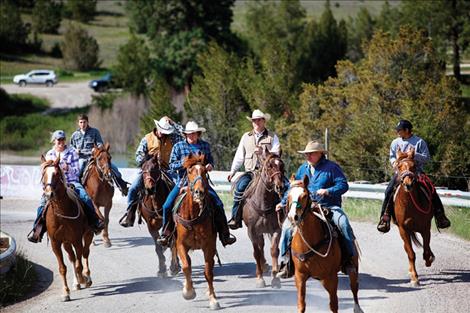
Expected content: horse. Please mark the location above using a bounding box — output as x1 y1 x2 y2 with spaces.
174 153 220 310
393 148 435 287
82 143 114 247
138 153 180 277
241 148 285 288
40 155 94 301
287 176 362 313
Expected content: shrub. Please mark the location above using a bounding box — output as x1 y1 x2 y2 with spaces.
32 0 62 34
64 0 97 23
0 88 50 117
61 23 101 71
0 251 37 306
0 0 30 53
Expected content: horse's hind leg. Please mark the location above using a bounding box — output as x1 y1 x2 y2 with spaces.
63 242 82 290
422 229 434 267
150 226 167 277
178 243 196 300
82 230 94 287
203 245 220 310
102 205 112 247
398 227 419 286
321 275 339 313
51 240 71 301
270 231 281 289
170 243 181 276
349 255 363 313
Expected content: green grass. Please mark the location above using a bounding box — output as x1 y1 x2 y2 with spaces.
461 84 470 97
0 250 37 307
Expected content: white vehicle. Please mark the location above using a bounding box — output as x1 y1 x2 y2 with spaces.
13 70 58 87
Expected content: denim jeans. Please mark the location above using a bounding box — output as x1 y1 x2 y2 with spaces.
79 158 123 179
127 172 143 206
230 173 253 219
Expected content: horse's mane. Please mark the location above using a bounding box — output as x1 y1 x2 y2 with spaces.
183 154 205 169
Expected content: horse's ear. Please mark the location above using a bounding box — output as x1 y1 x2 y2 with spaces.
303 174 309 188
104 142 110 151
41 154 46 163
397 148 405 159
54 155 60 166
407 147 415 159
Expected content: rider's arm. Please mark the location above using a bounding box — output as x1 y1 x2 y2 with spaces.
326 164 349 197
414 138 430 166
389 139 398 167
169 144 184 172
270 134 281 155
229 137 245 175
94 128 104 147
67 148 80 178
204 142 215 167
135 137 148 166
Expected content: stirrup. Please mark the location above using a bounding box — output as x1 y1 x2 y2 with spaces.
119 212 134 228
228 218 242 230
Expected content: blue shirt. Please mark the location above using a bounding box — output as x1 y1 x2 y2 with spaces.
70 127 103 159
169 139 214 180
389 134 430 172
281 157 349 208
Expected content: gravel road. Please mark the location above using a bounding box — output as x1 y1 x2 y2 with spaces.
1 82 94 108
1 199 469 313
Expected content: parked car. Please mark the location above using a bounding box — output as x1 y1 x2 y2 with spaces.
13 70 58 87
89 73 112 92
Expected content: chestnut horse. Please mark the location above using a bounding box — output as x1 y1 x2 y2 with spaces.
174 153 219 310
287 176 362 313
138 154 180 277
393 148 434 287
82 143 114 247
241 149 285 288
40 156 94 301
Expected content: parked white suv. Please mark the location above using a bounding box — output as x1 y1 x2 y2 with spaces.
13 70 58 87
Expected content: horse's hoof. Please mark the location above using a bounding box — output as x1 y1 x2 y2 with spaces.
62 295 71 302
170 265 181 276
410 280 420 287
85 278 93 288
104 241 112 248
354 303 364 313
74 284 81 291
425 255 435 267
183 288 196 300
157 270 168 278
256 278 266 288
209 300 221 310
262 263 270 273
271 277 281 289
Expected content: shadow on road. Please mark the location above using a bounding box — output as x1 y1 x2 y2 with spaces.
91 276 182 296
419 268 470 285
95 236 154 249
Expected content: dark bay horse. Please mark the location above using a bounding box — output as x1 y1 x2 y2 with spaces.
287 176 362 313
242 149 285 288
393 148 434 286
174 153 219 310
41 156 94 301
82 143 114 247
139 154 180 277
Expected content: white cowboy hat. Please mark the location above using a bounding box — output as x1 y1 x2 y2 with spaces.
246 109 271 122
297 141 328 154
183 121 206 134
154 117 175 135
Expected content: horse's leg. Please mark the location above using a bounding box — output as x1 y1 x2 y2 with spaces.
203 244 220 310
71 239 86 287
422 227 435 267
51 240 71 301
62 242 82 290
251 234 266 288
103 205 112 248
170 243 181 276
398 226 419 286
177 243 196 300
82 230 94 287
349 255 363 313
321 275 339 313
150 224 167 277
294 270 309 313
270 230 281 289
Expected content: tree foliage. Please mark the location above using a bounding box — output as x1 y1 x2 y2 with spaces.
32 0 63 34
61 23 101 70
0 0 30 53
64 0 97 23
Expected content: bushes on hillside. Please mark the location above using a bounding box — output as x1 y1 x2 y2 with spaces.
0 0 30 53
64 0 97 23
61 23 101 70
32 0 63 34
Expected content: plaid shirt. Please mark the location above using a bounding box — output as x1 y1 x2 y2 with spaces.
45 146 80 183
169 139 214 180
70 126 103 159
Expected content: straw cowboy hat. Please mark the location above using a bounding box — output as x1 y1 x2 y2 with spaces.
183 121 206 134
246 109 271 122
154 117 175 135
297 141 328 154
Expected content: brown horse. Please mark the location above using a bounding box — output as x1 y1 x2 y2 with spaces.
174 153 219 310
82 143 114 247
287 176 362 313
138 153 180 277
393 148 435 287
241 149 285 288
40 156 94 301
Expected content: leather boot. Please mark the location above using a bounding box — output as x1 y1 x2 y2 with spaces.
277 253 294 279
377 214 391 233
113 175 129 197
27 220 46 243
214 209 236 246
157 220 174 246
432 194 451 229
119 202 138 228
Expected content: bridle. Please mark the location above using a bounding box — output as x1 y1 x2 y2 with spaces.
93 150 113 183
260 156 284 196
396 158 416 187
142 160 162 194
41 163 64 192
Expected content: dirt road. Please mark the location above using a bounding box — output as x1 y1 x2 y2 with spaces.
1 199 469 313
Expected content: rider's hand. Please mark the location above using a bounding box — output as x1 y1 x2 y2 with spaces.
205 164 213 172
275 203 284 212
227 174 233 182
254 146 263 155
316 189 329 197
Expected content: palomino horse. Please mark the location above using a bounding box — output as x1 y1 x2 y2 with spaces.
40 156 94 301
287 176 362 313
138 153 180 277
82 143 114 247
174 153 219 310
242 149 285 288
393 148 434 287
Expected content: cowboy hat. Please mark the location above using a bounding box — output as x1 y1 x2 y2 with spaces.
183 121 206 134
246 109 271 122
154 117 175 135
297 141 328 154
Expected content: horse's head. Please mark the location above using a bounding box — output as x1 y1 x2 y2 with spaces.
40 155 65 200
396 148 416 192
260 146 285 197
287 175 311 225
184 153 208 206
142 153 161 193
92 143 113 181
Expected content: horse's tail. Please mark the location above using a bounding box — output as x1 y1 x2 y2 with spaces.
95 206 105 220
409 231 422 248
353 239 362 261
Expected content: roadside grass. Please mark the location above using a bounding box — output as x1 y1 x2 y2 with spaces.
0 250 37 307
220 193 470 241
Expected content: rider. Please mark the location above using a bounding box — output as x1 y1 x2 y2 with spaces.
70 114 129 196
27 130 105 243
227 109 281 229
276 140 357 278
377 119 451 232
119 116 184 227
157 121 236 247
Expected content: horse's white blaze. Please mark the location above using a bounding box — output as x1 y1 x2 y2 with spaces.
288 186 304 221
45 166 55 185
